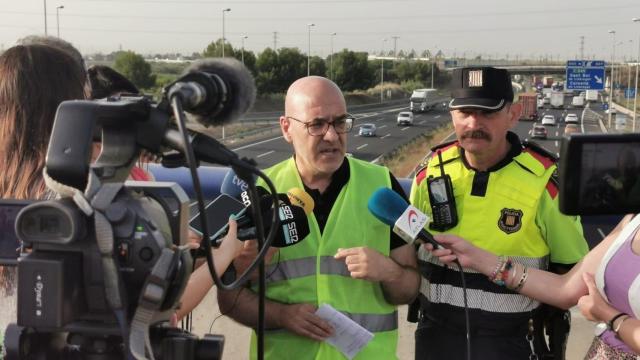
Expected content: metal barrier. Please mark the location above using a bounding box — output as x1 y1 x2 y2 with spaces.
148 164 412 199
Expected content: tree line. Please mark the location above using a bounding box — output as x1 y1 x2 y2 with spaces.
109 38 449 96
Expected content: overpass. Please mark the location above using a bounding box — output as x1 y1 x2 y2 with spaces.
445 65 567 76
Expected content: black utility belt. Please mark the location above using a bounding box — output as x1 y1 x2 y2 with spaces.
418 301 541 337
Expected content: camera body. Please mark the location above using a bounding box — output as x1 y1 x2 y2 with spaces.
15 184 191 331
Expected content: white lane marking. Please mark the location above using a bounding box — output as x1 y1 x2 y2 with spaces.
419 120 426 124
379 125 387 129
381 134 391 139
434 115 441 118
401 127 410 131
555 141 559 147
357 144 368 150
556 152 560 157
257 150 275 158
356 106 409 120
232 135 283 151
597 228 606 239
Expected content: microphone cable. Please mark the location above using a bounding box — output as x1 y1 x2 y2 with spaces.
452 258 471 360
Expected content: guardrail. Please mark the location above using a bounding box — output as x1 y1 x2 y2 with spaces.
148 164 412 199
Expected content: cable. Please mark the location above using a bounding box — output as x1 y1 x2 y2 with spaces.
453 259 471 360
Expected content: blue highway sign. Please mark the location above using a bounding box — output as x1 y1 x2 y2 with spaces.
566 60 605 90
625 88 636 99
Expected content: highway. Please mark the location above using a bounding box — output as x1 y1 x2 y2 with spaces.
230 100 451 168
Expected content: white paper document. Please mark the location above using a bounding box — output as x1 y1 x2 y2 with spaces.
315 304 374 359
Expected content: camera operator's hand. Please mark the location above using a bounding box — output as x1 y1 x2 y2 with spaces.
277 303 333 341
218 217 244 260
187 230 202 248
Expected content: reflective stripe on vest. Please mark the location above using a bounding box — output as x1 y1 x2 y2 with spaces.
265 256 349 283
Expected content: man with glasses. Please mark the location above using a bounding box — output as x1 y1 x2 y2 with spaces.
218 76 419 359
408 67 588 359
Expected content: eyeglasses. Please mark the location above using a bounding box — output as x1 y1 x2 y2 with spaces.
286 114 355 136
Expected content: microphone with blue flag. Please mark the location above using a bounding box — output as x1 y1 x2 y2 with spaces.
367 188 440 248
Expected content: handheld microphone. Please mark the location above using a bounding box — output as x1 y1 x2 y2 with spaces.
286 187 314 215
213 191 312 248
166 58 256 127
220 168 260 207
367 188 440 248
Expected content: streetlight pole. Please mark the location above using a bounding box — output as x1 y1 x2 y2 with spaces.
431 49 437 89
628 39 633 110
380 38 387 103
221 8 230 58
392 35 399 67
609 30 616 128
633 18 640 131
241 35 248 64
307 23 315 76
56 5 64 38
330 32 336 80
43 0 48 36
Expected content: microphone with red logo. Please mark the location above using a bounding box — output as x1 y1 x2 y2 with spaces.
367 188 440 249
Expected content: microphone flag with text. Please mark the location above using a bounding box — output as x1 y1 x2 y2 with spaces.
211 186 314 248
367 187 440 248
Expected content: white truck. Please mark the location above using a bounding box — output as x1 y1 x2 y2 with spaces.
410 88 439 113
571 96 585 108
550 91 564 108
585 90 598 102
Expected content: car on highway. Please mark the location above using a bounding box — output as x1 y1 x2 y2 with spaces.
564 124 581 136
397 111 414 126
531 123 547 139
358 123 377 137
564 113 579 124
541 114 556 126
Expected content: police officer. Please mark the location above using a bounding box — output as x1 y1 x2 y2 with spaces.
409 67 589 359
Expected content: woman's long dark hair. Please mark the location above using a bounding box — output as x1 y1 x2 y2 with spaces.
0 44 86 200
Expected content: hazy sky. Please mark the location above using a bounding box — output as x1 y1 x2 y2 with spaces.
1 0 640 60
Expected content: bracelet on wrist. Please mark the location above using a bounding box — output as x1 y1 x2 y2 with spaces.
607 312 628 331
512 265 528 292
614 315 631 335
489 256 513 287
489 255 506 281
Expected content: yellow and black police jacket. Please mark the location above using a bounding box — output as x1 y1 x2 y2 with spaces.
409 132 588 331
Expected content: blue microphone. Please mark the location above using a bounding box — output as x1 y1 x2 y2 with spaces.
367 188 440 248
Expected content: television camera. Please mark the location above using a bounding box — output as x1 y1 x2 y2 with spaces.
1 58 280 360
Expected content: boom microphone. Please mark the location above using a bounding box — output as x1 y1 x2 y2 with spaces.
166 57 256 126
367 188 440 248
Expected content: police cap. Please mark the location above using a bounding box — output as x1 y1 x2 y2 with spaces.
449 67 514 111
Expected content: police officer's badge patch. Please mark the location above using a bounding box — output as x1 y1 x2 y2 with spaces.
498 208 523 234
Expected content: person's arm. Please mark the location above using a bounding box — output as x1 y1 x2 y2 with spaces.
334 244 419 305
430 214 633 309
176 218 243 320
217 286 333 341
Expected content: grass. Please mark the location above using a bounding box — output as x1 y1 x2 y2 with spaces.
380 123 454 178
